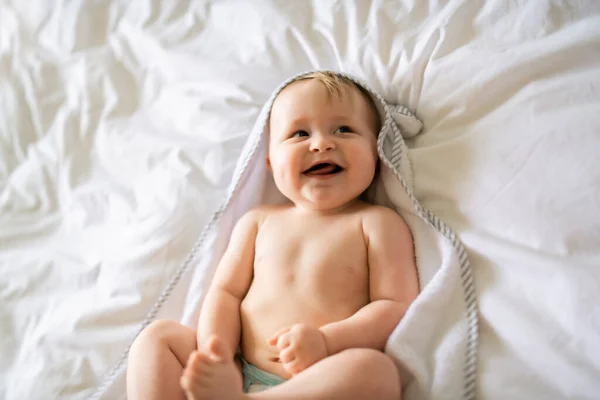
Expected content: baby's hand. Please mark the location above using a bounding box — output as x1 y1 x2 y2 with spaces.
267 323 328 376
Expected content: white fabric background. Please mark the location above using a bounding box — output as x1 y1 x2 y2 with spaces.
1 1 599 399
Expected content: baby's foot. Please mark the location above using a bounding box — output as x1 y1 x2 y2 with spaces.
180 336 244 400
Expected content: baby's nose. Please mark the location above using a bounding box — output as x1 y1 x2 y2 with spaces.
309 134 335 152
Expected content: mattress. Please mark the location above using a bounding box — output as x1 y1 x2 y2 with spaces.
1 1 599 399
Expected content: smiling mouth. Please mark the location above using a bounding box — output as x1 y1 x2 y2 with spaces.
303 162 344 176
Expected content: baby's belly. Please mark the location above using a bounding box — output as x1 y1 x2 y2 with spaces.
239 282 368 379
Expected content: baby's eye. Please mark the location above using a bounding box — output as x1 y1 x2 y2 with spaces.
291 130 309 138
334 126 353 134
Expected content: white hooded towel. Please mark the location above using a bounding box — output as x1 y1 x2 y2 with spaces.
92 71 479 400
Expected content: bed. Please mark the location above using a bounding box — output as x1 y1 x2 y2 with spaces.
1 1 599 399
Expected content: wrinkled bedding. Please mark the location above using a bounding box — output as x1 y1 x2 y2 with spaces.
1 1 599 399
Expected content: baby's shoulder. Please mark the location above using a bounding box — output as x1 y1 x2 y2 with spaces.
357 204 408 232
241 203 292 224
358 203 401 219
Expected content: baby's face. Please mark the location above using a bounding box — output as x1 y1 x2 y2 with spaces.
267 79 379 211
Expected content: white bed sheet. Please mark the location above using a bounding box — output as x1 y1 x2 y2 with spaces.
1 1 599 399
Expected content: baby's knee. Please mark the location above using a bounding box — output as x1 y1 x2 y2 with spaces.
130 319 179 353
343 348 393 367
342 349 401 394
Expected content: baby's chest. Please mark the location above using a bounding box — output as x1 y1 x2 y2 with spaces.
254 224 369 279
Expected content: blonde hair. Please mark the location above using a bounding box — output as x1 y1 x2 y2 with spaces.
289 71 381 132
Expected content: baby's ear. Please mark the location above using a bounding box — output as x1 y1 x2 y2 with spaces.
265 156 272 172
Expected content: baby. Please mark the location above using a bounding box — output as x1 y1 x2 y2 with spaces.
127 71 419 400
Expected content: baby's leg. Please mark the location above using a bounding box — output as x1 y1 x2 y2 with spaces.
181 346 401 400
127 320 400 400
180 336 243 400
127 319 196 400
254 348 401 400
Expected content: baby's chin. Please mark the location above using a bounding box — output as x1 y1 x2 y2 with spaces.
293 192 365 213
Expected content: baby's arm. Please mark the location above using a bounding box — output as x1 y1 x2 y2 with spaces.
320 206 419 355
196 210 258 359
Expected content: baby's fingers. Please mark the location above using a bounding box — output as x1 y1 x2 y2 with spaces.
279 347 296 364
276 332 292 350
282 358 304 376
267 326 291 346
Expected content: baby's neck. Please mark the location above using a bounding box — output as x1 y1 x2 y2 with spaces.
293 198 364 216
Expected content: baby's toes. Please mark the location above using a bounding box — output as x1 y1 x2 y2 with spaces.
181 364 202 394
181 356 211 395
184 351 199 372
184 352 213 385
189 351 215 372
180 372 195 393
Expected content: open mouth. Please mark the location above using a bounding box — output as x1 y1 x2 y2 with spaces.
303 162 344 176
